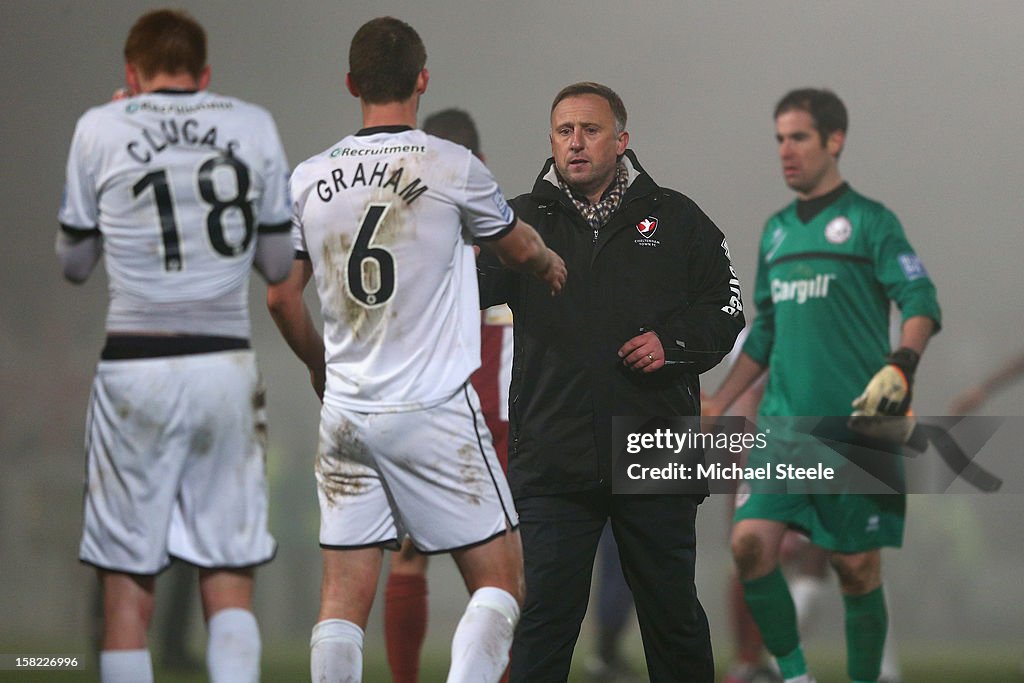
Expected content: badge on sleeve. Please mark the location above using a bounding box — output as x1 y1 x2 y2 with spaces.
898 253 929 280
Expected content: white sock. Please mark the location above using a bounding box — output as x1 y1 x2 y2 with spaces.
207 607 261 683
880 603 902 681
310 618 364 683
100 649 153 683
447 587 520 683
790 575 828 633
783 675 814 683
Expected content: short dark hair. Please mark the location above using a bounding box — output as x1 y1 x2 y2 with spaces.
349 17 426 104
124 9 206 80
423 108 480 156
774 88 848 144
551 82 627 133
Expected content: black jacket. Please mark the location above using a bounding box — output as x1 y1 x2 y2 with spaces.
478 150 744 497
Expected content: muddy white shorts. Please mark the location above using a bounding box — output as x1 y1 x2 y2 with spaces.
79 350 276 574
317 383 517 553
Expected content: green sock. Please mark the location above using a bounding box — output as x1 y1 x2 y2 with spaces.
743 568 806 679
844 585 887 682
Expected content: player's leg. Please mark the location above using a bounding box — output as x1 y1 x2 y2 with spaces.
725 571 778 683
385 539 430 683
725 488 775 683
169 352 275 683
198 567 259 683
311 403 397 683
83 358 192 683
509 492 604 683
98 570 157 683
732 518 811 683
362 384 522 682
311 546 384 683
829 549 886 683
158 560 200 671
447 527 524 683
878 590 903 682
612 494 713 683
780 533 829 631
308 392 408 683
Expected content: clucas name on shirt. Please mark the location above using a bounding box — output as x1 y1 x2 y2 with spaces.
126 117 238 164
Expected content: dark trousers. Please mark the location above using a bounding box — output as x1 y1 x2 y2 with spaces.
509 491 714 683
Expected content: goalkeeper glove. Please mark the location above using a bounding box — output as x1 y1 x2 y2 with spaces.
851 347 920 417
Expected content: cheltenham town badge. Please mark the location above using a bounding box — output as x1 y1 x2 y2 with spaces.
636 216 658 238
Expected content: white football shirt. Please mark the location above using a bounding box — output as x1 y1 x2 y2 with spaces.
290 127 516 411
59 90 291 337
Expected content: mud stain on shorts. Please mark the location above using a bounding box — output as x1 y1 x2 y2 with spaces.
317 418 372 506
457 443 484 506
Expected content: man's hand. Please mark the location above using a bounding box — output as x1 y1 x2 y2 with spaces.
537 247 567 295
618 330 664 373
851 347 919 417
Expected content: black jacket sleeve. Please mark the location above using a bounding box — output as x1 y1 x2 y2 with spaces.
650 199 745 374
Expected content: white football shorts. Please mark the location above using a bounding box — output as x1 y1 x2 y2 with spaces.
317 383 518 553
79 350 276 574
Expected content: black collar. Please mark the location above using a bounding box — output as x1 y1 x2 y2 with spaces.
151 88 199 95
796 182 850 223
356 125 414 136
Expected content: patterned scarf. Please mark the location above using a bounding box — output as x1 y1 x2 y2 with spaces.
558 161 630 230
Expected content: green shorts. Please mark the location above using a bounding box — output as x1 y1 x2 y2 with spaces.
733 431 906 552
733 488 905 552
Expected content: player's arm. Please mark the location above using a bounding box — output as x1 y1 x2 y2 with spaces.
854 211 942 417
266 258 326 400
55 227 102 284
702 352 767 419
253 229 293 283
897 315 935 356
481 218 566 295
252 116 293 284
950 350 1024 414
57 116 103 284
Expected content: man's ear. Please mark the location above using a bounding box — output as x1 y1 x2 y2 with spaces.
827 129 845 158
345 73 360 98
415 68 429 95
198 65 211 90
124 63 141 95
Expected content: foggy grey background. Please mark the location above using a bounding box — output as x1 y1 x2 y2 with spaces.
2 0 1021 668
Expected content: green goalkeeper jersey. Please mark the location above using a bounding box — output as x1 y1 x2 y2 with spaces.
744 184 941 418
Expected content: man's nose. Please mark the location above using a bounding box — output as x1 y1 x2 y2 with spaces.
569 128 583 149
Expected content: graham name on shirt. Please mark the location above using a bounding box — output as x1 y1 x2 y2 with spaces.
314 161 428 205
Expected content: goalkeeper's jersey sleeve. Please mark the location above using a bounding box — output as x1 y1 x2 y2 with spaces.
744 186 940 417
